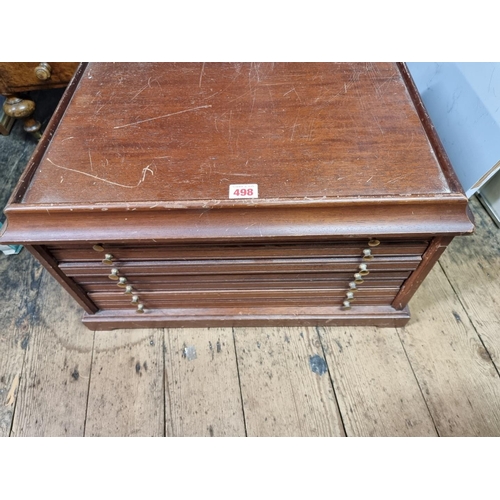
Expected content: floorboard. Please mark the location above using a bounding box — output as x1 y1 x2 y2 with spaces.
397 264 500 436
319 325 437 436
10 268 93 436
84 328 164 437
164 328 245 437
234 326 345 436
439 196 500 370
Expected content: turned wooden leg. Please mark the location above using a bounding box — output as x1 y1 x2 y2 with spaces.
2 94 42 139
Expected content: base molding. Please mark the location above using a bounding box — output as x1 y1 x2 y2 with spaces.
82 305 411 330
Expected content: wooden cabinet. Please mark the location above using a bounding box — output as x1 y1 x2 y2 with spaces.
0 63 474 329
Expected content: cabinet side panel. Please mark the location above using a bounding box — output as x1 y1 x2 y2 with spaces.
28 245 98 314
391 236 453 310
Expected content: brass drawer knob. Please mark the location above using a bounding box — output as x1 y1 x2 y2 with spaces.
136 304 145 314
354 273 364 284
348 281 357 290
358 263 370 276
117 277 128 287
102 253 114 265
93 243 104 252
124 285 133 294
131 295 140 304
362 249 374 261
368 238 380 247
346 291 355 300
34 62 52 81
108 268 119 280
342 300 351 309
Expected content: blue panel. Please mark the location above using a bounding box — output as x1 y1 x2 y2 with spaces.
407 63 500 197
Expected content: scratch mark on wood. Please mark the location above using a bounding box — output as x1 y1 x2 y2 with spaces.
386 175 406 185
90 90 101 103
283 87 302 102
88 149 93 171
369 110 384 134
47 158 155 189
61 136 74 143
131 85 147 101
114 105 212 129
199 62 206 88
227 89 254 105
290 115 299 142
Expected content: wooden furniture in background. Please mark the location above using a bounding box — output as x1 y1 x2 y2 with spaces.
0 62 474 329
0 62 79 137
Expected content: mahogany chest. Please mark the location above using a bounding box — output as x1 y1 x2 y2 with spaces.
0 63 474 329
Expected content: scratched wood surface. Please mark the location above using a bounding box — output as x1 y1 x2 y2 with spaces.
22 62 452 205
234 326 345 436
164 328 245 436
318 325 437 436
84 328 164 437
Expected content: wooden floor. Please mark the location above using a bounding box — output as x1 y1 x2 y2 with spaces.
1 105 500 436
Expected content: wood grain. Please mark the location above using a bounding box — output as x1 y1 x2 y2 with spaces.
234 326 345 436
439 197 500 367
10 269 93 436
84 328 164 436
0 251 42 436
21 63 453 204
397 264 500 436
319 326 437 436
164 328 245 436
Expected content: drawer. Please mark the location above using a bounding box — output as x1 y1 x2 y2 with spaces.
0 62 79 93
90 288 398 309
59 256 422 278
47 239 430 262
80 277 406 293
72 271 411 286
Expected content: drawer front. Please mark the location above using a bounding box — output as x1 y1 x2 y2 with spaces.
47 237 427 314
90 289 399 309
59 256 421 278
0 62 79 93
80 277 407 293
48 239 429 262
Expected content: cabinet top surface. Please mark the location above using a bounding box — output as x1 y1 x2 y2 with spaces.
22 62 455 206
